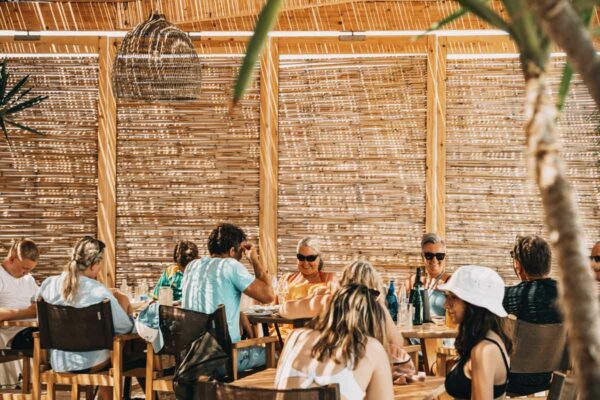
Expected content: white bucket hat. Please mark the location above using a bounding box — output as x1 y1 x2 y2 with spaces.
438 265 508 317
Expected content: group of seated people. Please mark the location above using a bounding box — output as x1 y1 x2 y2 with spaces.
0 225 598 399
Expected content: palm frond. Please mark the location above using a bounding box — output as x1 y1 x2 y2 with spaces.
1 75 31 106
455 0 511 32
233 0 284 106
4 118 44 136
0 118 12 149
0 60 8 101
557 62 573 111
2 95 48 116
415 7 468 40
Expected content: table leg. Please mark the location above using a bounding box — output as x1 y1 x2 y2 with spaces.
421 338 443 375
274 324 284 348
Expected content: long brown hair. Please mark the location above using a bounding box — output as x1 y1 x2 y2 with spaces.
455 302 513 359
173 240 198 270
62 236 105 303
309 284 387 369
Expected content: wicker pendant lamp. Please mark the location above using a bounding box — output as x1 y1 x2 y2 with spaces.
112 10 202 101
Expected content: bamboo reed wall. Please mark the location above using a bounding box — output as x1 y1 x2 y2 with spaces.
277 56 428 278
115 57 261 286
446 57 600 285
0 57 99 283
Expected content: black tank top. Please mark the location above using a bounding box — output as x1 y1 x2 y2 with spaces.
445 338 510 399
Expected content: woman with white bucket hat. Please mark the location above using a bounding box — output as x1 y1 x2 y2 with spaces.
440 265 513 400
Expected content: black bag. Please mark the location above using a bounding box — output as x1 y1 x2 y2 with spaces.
173 331 229 400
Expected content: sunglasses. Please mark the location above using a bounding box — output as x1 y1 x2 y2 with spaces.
590 256 600 263
297 254 319 262
423 252 446 261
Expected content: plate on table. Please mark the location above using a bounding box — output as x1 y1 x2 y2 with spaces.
244 304 280 315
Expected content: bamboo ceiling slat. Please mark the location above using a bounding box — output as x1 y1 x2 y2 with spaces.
116 57 260 286
6 0 598 32
0 57 99 283
445 57 600 285
278 56 427 279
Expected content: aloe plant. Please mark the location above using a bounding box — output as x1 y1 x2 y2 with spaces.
0 59 48 148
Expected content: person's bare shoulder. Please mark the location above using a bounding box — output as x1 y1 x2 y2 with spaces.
364 337 389 364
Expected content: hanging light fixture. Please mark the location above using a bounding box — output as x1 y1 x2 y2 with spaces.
112 11 202 101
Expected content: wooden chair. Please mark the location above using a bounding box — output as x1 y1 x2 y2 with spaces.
196 378 340 400
546 371 577 400
0 346 33 396
145 305 277 400
403 344 420 370
31 298 144 400
506 318 569 397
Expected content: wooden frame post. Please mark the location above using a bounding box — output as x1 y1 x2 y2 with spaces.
259 37 279 276
97 37 118 287
425 35 447 237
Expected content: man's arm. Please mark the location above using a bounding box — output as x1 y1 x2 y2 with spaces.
0 303 37 321
242 246 275 304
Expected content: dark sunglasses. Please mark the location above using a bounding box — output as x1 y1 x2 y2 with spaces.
297 254 319 262
423 252 445 261
590 256 600 263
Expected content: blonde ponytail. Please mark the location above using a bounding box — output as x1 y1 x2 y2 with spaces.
62 236 105 303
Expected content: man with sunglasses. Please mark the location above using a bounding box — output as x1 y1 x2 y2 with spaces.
590 241 600 282
503 234 562 395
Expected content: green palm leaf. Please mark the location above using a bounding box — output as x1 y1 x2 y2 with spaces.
2 75 31 106
455 0 511 33
232 0 284 106
2 95 48 116
416 7 469 39
4 118 44 136
0 60 8 101
0 61 48 147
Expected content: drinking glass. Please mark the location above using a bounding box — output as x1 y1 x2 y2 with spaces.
158 287 173 306
277 277 289 304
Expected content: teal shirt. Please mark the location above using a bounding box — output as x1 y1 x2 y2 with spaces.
37 273 134 372
152 265 184 301
181 257 254 342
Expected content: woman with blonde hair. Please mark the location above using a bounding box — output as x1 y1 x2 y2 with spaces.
276 284 394 400
281 260 414 376
38 236 135 399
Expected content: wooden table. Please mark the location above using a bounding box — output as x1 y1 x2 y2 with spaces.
244 313 310 347
233 368 447 400
399 323 458 376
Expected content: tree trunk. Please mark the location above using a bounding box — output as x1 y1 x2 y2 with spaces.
523 64 600 400
527 0 600 109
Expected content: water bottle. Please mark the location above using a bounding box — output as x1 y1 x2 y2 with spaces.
386 279 399 322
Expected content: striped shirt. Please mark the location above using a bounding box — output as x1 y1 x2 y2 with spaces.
181 257 254 342
37 273 134 372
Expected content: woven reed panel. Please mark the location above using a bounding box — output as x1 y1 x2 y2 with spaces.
446 57 600 285
0 57 99 282
116 57 260 286
278 56 428 278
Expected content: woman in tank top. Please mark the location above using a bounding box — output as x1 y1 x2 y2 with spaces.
275 284 394 400
440 265 513 400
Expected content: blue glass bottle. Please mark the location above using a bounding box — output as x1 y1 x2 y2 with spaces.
386 279 399 322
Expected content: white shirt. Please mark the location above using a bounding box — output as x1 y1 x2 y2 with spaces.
0 266 39 343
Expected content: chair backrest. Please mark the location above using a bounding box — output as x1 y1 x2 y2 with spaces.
195 379 341 400
507 318 568 374
547 371 577 400
37 297 114 351
159 304 232 357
